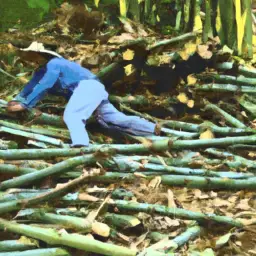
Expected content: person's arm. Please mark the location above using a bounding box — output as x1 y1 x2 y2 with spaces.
20 60 61 108
14 69 45 102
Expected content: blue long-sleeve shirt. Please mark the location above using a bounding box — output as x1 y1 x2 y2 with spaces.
15 57 99 108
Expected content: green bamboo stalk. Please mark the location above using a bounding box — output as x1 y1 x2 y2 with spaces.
3 134 256 160
0 153 252 179
104 213 141 229
97 63 120 79
24 109 65 127
148 232 168 242
170 225 201 248
0 107 65 128
229 144 256 150
0 120 70 140
0 188 133 204
175 0 182 31
110 95 178 114
17 209 92 233
0 218 137 256
121 103 252 135
160 128 198 138
205 148 256 171
0 126 64 147
110 200 242 227
144 224 201 253
0 154 96 190
194 83 256 93
238 93 256 118
0 239 37 252
0 164 35 175
242 0 253 59
218 0 236 50
172 134 256 150
203 101 246 128
198 73 256 86
203 0 211 43
192 0 201 32
0 169 100 214
0 67 16 80
90 172 256 191
108 157 253 179
0 248 70 256
0 139 18 150
183 0 191 31
6 160 51 169
148 32 198 51
199 121 253 135
216 62 256 78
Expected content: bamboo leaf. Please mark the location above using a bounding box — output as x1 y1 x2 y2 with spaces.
124 64 135 76
200 129 214 140
187 75 197 85
187 100 194 108
177 93 189 104
215 233 232 248
123 49 135 60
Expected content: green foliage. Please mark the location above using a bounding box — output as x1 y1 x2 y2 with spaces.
0 0 63 32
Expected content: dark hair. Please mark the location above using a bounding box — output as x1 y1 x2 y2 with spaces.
39 52 58 60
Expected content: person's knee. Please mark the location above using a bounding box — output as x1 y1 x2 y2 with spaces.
63 110 72 124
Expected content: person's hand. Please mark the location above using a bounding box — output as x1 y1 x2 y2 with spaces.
7 101 26 112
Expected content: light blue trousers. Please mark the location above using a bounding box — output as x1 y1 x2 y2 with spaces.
63 80 156 146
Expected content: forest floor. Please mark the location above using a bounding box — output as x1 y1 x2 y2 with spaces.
0 3 256 256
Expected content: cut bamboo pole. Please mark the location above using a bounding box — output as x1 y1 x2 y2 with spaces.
0 218 137 256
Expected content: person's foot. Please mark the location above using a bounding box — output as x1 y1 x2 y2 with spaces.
7 101 26 112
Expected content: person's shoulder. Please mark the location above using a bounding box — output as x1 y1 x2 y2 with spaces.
47 57 67 67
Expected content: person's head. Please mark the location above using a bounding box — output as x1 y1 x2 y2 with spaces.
18 41 62 66
18 51 52 66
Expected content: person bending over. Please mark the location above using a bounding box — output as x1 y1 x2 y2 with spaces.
7 42 157 147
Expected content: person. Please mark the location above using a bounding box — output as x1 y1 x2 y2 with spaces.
7 42 157 147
